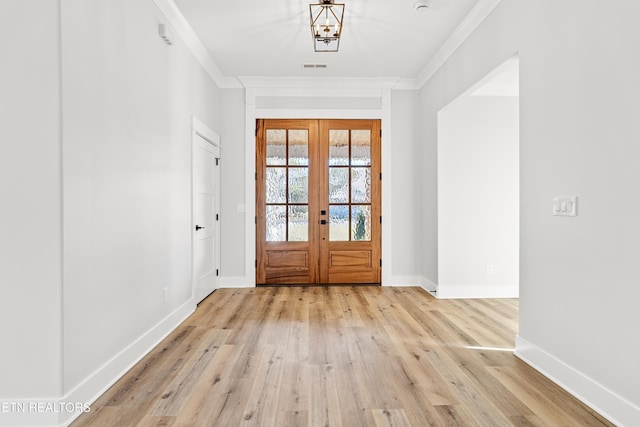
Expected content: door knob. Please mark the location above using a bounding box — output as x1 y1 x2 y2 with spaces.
195 225 205 230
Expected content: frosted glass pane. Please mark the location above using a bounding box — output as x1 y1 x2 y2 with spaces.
266 206 286 241
266 168 286 203
351 130 371 166
351 205 371 241
288 206 308 241
288 168 308 203
329 129 349 165
351 167 371 203
288 130 309 166
266 129 286 165
329 167 349 203
330 205 349 241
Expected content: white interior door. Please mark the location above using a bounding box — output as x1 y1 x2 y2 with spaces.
193 130 220 304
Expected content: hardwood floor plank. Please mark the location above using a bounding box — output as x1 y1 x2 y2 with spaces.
72 287 614 427
309 364 343 427
239 344 286 426
488 366 612 426
371 408 412 427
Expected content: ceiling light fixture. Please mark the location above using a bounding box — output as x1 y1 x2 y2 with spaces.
309 0 344 52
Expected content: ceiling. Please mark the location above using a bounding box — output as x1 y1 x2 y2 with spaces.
173 0 481 81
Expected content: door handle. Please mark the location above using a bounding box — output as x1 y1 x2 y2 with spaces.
195 225 205 230
320 220 328 225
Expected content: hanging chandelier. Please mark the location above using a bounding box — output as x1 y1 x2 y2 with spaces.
309 0 345 52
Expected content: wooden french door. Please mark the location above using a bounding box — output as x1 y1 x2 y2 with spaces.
256 119 381 285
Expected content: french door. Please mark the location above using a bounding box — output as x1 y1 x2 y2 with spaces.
256 119 381 285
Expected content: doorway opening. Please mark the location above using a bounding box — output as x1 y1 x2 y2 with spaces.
437 56 520 298
256 119 381 285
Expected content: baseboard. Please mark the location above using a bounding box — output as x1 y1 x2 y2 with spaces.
418 276 438 296
435 284 518 299
0 299 196 427
220 276 254 288
61 299 196 426
515 335 640 427
382 275 421 287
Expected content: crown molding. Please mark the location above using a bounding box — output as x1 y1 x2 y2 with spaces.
238 76 400 90
415 0 504 88
152 0 242 88
154 0 503 91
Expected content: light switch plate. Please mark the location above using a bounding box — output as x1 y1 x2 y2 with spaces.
553 196 578 216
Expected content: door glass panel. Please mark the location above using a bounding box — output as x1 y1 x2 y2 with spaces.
329 130 349 165
288 206 309 241
351 167 371 203
329 167 349 203
288 168 308 203
266 206 286 241
266 129 286 165
288 130 309 166
351 205 371 241
351 130 371 166
329 205 349 241
266 168 286 203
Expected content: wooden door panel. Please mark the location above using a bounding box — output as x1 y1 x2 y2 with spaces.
267 250 309 267
256 119 380 285
256 119 319 285
319 119 381 285
329 250 371 267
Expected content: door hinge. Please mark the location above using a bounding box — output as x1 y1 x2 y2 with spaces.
255 216 257 225
255 260 258 268
255 128 258 137
255 172 257 181
215 157 220 166
380 259 382 267
379 172 382 180
380 129 382 137
216 213 219 221
216 269 219 276
380 216 382 224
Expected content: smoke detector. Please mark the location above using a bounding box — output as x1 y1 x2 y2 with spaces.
414 1 429 12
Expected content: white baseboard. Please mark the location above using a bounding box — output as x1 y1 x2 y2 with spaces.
220 276 254 288
0 299 195 427
382 275 421 287
419 276 438 295
515 335 640 427
435 284 518 299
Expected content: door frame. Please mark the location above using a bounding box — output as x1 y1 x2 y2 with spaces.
255 119 381 285
243 84 394 287
192 116 221 302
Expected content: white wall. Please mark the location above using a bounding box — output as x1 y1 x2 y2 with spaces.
0 0 221 424
60 0 221 404
0 0 63 400
219 89 246 279
418 0 640 424
438 95 519 298
389 90 421 281
237 85 421 286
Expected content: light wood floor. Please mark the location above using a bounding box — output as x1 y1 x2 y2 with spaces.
72 287 612 427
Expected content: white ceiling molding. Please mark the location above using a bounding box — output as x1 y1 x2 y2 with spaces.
155 0 502 91
413 0 505 89
153 0 242 88
238 76 399 90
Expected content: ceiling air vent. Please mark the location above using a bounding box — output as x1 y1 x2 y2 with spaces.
303 64 328 69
